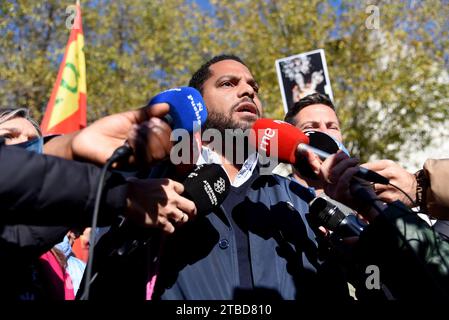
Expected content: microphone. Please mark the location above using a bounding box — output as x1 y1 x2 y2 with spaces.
82 163 231 300
309 197 367 238
250 118 309 164
92 87 210 262
110 86 207 163
103 163 230 257
250 118 389 185
182 163 231 215
148 86 207 134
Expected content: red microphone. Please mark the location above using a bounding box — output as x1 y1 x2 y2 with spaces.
250 118 389 185
250 118 309 164
250 118 309 163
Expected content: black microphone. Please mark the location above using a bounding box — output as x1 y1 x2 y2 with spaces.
105 163 231 258
182 163 231 215
108 141 134 163
80 163 231 300
297 144 389 185
309 197 367 238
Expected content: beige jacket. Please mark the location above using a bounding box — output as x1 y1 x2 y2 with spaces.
424 159 449 219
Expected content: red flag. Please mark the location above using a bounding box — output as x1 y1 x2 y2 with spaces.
41 1 86 134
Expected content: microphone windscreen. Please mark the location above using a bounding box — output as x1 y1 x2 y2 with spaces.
250 118 309 164
148 87 208 133
182 164 231 216
305 131 340 154
296 130 341 179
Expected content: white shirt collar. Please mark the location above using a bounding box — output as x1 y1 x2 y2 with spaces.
197 146 258 187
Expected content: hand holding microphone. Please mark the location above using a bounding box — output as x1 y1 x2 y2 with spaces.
125 177 197 234
64 87 207 168
319 151 386 222
63 97 172 166
127 163 231 233
118 87 208 167
361 160 417 207
250 118 389 185
104 163 231 258
124 116 172 168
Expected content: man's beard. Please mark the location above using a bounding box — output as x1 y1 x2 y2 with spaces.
202 110 254 163
203 110 254 133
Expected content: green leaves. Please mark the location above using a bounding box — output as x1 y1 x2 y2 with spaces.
1 0 447 163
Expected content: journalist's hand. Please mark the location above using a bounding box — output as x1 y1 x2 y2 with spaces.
362 160 416 207
124 178 197 234
44 103 171 166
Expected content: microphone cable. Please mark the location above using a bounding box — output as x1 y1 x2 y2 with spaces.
79 143 133 300
388 182 418 209
370 181 418 210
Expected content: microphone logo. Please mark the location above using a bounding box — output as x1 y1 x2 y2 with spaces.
187 171 198 179
214 177 226 194
202 180 218 206
186 93 204 128
258 120 287 153
259 128 277 153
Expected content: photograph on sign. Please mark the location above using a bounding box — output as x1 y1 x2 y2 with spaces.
275 49 333 114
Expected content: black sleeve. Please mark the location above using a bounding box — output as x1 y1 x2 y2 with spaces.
354 201 449 300
0 224 69 261
0 144 128 227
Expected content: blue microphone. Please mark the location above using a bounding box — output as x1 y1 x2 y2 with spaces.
109 87 207 163
148 86 207 133
147 86 207 174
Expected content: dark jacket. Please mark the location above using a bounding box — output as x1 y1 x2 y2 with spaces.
0 144 127 227
0 144 128 299
88 167 350 300
355 201 449 300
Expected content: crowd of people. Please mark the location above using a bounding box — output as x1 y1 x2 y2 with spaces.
1 54 449 301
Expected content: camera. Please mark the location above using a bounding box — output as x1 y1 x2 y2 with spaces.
309 197 367 238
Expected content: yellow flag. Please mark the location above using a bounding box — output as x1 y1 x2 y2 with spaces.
41 1 86 134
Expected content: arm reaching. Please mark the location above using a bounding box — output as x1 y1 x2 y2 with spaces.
44 103 171 167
